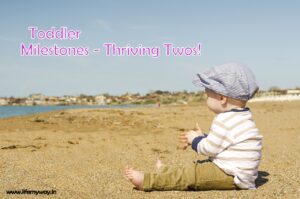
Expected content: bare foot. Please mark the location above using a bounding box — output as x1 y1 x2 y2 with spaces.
124 166 144 190
155 159 163 170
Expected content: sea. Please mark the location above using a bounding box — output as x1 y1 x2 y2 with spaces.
0 105 151 119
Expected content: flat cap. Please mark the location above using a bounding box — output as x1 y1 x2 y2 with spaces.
192 63 259 101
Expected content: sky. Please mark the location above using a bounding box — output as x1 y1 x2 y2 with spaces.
0 0 299 97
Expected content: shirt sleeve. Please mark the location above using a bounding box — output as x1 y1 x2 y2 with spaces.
191 135 206 151
194 118 233 157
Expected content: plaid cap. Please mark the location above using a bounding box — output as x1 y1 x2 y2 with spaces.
192 63 259 101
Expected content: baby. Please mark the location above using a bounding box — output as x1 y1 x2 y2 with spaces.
125 63 263 191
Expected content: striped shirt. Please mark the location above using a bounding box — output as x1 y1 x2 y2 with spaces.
192 108 263 189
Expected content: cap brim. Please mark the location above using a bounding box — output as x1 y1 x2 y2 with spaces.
192 74 208 88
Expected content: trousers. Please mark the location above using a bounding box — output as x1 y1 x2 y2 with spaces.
143 160 237 191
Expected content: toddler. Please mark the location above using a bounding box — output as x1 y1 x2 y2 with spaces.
125 63 262 191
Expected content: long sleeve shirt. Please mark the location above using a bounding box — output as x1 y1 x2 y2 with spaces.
192 108 263 189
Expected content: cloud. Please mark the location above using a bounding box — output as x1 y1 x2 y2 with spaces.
95 19 112 32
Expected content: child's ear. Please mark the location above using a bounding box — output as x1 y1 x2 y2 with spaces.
220 95 228 105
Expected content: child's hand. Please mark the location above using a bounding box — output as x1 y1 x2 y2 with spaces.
179 131 200 150
179 131 189 149
179 123 203 150
185 130 200 144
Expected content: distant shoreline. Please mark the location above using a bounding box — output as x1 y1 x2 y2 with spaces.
0 104 155 119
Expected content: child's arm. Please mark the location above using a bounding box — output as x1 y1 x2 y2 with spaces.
191 120 233 156
179 123 206 150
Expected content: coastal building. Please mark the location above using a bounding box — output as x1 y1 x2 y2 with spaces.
0 98 8 105
47 96 60 105
64 95 77 104
25 98 34 106
58 96 67 105
286 89 300 95
27 93 47 105
29 93 46 100
95 95 106 105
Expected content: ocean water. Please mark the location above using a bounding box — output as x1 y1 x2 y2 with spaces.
0 104 149 119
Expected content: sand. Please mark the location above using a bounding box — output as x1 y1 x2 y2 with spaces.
0 102 299 199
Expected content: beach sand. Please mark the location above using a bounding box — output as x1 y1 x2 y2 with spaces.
0 102 299 198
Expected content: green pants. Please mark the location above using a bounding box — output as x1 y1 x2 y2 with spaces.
143 160 237 191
